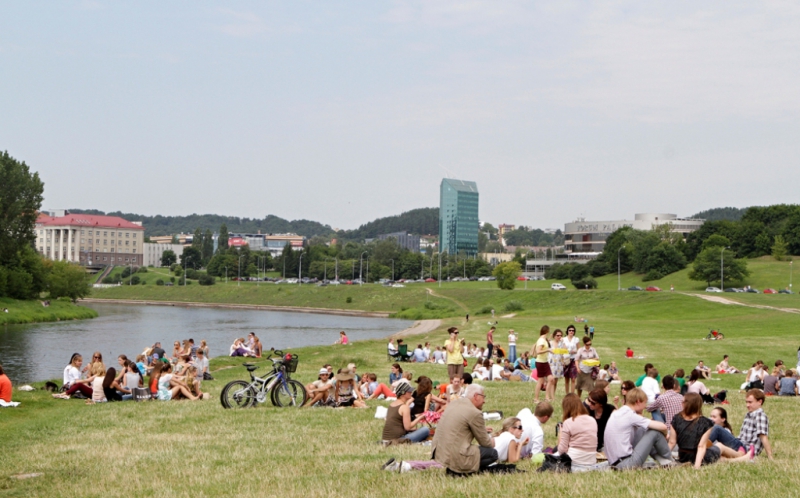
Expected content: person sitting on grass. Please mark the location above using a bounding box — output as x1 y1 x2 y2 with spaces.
558 393 598 470
431 384 497 475
695 361 712 379
584 389 615 454
607 361 620 381
90 363 108 404
686 369 727 404
763 366 781 396
692 407 754 467
646 375 683 427
634 363 660 387
156 361 199 401
381 382 430 445
367 373 400 400
736 389 773 460
333 370 366 408
0 365 13 405
58 353 92 398
411 376 446 422
493 417 528 464
306 368 335 407
668 393 724 467
778 369 798 396
389 363 403 384
673 369 687 393
102 367 128 402
640 367 661 405
515 402 553 460
613 380 636 408
604 387 673 470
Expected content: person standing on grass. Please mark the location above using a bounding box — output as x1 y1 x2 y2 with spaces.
574 336 598 398
431 384 497 475
647 375 683 427
507 329 518 363
486 326 496 360
532 325 553 404
547 329 566 396
563 325 579 394
603 387 674 470
445 327 464 380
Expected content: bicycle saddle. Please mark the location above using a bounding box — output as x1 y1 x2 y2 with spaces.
243 364 259 372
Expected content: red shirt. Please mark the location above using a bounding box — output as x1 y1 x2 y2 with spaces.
626 349 634 358
0 374 12 402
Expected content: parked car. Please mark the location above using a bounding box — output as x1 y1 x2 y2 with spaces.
551 283 567 290
425 278 436 283
392 284 405 288
469 276 479 281
646 286 661 292
517 276 527 281
329 280 341 285
724 287 743 292
779 289 794 294
705 287 722 293
628 286 644 291
763 288 777 294
745 288 759 293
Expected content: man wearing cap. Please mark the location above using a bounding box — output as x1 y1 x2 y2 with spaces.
445 327 464 380
431 384 497 475
382 382 430 444
304 368 334 407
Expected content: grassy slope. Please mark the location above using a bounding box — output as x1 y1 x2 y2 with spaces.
2 292 800 497
0 298 98 325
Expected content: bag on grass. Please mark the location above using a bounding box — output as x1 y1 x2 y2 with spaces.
203 372 214 381
133 387 152 402
537 453 572 473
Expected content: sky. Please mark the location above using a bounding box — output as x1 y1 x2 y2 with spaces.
2 1 799 231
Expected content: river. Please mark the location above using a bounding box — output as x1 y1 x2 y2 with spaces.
0 303 412 384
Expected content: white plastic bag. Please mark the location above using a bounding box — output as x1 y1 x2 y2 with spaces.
375 406 388 419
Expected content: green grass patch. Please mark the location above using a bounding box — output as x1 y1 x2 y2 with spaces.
0 298 98 325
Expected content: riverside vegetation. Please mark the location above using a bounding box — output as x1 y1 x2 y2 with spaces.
3 290 800 497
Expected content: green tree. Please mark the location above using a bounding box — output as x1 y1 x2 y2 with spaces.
171 234 179 244
181 247 203 270
772 235 788 261
160 250 177 267
485 241 505 253
701 234 731 251
689 247 750 286
0 151 45 268
218 223 229 251
493 261 521 290
48 261 91 302
192 228 203 251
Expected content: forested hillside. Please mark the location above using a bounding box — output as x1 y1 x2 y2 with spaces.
341 207 439 240
691 207 747 222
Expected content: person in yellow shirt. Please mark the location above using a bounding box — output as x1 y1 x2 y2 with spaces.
445 327 464 380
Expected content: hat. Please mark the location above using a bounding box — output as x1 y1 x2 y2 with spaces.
335 371 354 381
319 368 329 375
393 382 413 397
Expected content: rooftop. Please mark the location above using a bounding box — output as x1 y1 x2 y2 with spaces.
36 213 144 230
442 178 478 193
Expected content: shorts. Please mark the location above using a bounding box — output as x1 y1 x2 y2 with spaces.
576 371 595 392
447 363 464 381
535 362 552 378
336 397 355 407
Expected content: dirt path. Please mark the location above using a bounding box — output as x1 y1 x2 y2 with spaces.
391 319 443 339
690 293 800 315
426 287 469 313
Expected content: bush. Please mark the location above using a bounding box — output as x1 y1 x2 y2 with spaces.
156 279 164 286
572 277 597 289
476 305 493 315
643 269 664 281
198 274 215 286
137 266 148 273
503 301 524 312
170 276 175 283
346 297 353 303
186 268 200 280
173 266 183 277
121 267 132 278
129 275 141 285
170 263 179 272
424 300 452 311
102 276 120 284
141 280 147 285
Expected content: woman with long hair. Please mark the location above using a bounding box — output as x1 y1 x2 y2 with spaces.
57 353 92 398
574 336 599 398
493 417 528 463
562 325 580 394
614 380 636 408
102 367 128 402
558 393 598 469
547 329 567 396
532 325 553 403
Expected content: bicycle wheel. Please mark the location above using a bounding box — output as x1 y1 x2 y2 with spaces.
220 380 257 409
271 379 308 408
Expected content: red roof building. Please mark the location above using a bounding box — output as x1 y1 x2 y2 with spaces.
35 213 145 265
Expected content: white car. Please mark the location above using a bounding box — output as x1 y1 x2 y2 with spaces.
392 284 405 288
328 280 341 285
551 283 567 290
705 287 722 293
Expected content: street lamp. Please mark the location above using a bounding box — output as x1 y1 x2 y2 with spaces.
438 252 443 288
389 259 394 281
223 266 228 284
298 252 304 285
335 257 338 281
359 251 368 286
790 260 793 292
238 255 244 287
720 246 730 289
256 256 262 287
324 258 329 283
617 245 626 291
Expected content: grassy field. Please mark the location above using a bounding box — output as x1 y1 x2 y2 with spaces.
0 297 98 325
2 291 800 497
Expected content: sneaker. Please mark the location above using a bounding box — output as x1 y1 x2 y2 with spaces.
382 458 397 471
399 461 412 473
721 400 729 405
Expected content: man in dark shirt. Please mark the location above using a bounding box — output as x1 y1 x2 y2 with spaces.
152 342 166 362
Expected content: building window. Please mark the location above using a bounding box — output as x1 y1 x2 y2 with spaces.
126 233 129 238
110 248 114 253
80 246 84 251
81 230 85 234
133 241 136 246
118 232 122 237
132 233 137 238
103 257 107 261
104 240 107 245
125 241 129 245
111 240 114 245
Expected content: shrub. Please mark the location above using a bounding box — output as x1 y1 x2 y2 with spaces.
186 268 200 280
643 269 663 282
572 277 597 289
476 305 493 315
503 301 524 312
170 276 175 283
102 276 120 284
137 266 148 273
129 275 141 285
140 280 147 285
170 263 179 272
156 279 164 286
121 267 132 278
198 274 215 286
346 297 353 303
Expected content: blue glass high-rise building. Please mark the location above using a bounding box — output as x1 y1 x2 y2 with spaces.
439 178 479 256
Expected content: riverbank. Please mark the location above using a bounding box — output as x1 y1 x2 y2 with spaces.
0 298 98 325
80 298 392 318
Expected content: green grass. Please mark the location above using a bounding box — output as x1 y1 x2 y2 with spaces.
3 291 800 496
0 298 98 325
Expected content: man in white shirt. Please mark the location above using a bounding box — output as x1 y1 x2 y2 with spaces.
490 359 505 381
516 402 553 459
604 387 673 469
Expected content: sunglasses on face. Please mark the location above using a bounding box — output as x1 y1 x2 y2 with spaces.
512 425 523 430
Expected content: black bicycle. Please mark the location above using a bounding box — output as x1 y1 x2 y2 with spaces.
220 349 307 409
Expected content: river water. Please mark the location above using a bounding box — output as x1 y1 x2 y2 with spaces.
0 303 412 384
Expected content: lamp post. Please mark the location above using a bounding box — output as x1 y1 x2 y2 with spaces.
223 266 228 284
790 260 793 292
438 252 443 288
720 246 730 290
129 263 133 286
389 259 394 281
617 245 625 291
298 252 304 285
324 258 329 283
238 255 244 287
335 257 338 281
256 256 262 287
359 251 368 286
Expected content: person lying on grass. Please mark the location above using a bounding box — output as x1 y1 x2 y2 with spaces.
381 382 430 445
695 389 773 464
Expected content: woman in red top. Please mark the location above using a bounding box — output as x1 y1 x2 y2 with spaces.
0 365 12 403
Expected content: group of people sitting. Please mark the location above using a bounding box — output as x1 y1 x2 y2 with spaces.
52 338 211 404
229 333 263 357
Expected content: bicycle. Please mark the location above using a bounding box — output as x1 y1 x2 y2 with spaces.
220 349 308 409
704 329 724 340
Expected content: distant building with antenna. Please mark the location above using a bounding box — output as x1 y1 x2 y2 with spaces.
439 178 479 256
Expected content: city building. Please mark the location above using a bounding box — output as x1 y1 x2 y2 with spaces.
35 212 145 266
376 231 420 253
439 178 479 256
564 213 705 255
143 243 185 267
